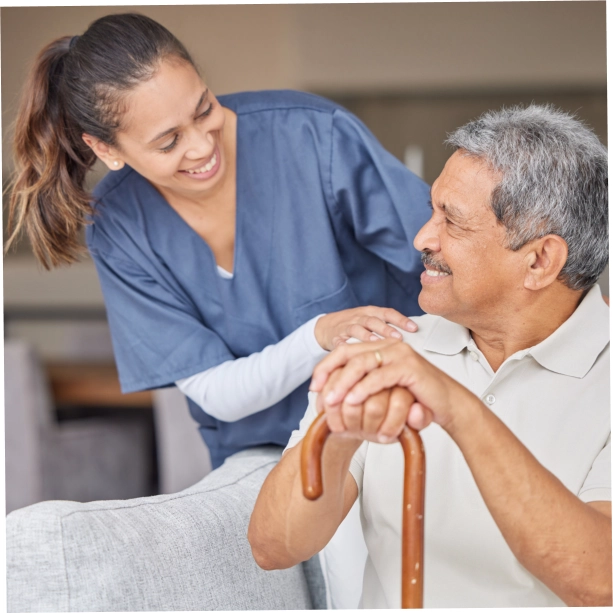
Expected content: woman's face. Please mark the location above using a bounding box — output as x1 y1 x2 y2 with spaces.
110 58 230 201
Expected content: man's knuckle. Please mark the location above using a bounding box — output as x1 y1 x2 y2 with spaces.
366 404 386 420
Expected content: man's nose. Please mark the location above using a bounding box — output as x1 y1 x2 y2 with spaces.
413 217 440 253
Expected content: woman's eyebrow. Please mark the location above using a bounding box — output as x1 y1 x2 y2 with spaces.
147 89 208 144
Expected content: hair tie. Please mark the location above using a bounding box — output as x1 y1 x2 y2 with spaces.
69 35 80 50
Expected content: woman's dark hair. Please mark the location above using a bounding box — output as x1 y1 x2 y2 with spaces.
5 13 196 268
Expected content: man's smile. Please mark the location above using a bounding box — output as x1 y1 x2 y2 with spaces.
421 251 452 276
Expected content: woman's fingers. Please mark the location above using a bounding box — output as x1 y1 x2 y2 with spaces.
348 316 403 341
314 307 418 352
348 310 418 340
378 307 418 333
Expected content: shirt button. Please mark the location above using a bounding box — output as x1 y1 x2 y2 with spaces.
469 351 479 361
485 394 496 405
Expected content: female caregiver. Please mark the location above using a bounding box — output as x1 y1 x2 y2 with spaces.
6 13 431 468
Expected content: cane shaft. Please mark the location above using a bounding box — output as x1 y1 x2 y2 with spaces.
399 428 425 608
301 412 425 608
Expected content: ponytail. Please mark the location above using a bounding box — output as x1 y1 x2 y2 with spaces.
5 14 196 269
6 36 97 269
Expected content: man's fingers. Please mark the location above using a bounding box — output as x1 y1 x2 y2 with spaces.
310 339 400 393
342 361 407 406
319 370 347 433
361 389 391 436
340 399 364 433
310 343 367 391
322 350 397 406
407 402 434 431
377 387 415 441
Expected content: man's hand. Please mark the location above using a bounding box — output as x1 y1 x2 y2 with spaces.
314 306 417 351
315 369 417 444
311 337 612 606
311 337 480 436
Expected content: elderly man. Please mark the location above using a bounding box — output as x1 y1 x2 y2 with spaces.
248 105 611 607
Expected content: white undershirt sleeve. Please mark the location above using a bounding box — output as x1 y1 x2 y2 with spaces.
175 315 328 422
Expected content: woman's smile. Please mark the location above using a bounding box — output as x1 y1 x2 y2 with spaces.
179 146 221 180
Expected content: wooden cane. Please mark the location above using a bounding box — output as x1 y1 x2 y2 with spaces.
301 411 426 608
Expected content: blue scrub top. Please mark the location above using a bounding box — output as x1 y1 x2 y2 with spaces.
87 90 431 467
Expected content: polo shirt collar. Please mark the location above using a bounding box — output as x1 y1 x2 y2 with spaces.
424 317 472 356
422 284 609 379
529 284 609 378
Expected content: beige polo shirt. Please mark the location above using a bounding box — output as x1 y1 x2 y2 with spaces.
287 284 610 608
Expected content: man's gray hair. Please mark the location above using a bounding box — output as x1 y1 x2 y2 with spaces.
446 104 608 291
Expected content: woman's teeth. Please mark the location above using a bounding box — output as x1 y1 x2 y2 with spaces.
185 153 217 174
426 269 450 277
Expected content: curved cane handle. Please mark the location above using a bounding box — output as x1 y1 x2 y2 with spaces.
301 411 425 609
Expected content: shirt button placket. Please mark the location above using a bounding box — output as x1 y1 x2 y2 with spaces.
485 394 496 405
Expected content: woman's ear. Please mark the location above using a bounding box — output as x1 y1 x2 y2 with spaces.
82 134 125 171
523 235 569 291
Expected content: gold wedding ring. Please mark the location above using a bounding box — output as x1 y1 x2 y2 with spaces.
374 350 383 368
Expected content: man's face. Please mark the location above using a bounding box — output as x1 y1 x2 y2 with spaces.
414 150 528 326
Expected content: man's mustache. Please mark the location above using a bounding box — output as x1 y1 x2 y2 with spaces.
421 251 452 275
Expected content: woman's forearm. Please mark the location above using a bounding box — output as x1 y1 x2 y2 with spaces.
248 436 360 570
176 315 327 421
450 397 612 606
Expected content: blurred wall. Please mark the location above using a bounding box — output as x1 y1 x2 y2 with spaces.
2 2 606 178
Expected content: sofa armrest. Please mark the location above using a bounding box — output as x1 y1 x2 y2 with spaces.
7 446 325 612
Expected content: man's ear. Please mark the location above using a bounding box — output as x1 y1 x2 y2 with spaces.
82 134 125 171
523 235 568 291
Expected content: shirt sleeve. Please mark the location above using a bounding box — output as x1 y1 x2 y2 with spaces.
176 316 328 422
578 434 611 503
89 245 235 393
329 109 432 281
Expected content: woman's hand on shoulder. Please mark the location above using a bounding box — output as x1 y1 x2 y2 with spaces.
314 306 418 351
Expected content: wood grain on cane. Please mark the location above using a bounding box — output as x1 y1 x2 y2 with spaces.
301 411 426 609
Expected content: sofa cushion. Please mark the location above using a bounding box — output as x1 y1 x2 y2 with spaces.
7 446 324 611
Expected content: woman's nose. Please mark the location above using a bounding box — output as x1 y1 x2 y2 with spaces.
413 215 440 253
184 129 215 159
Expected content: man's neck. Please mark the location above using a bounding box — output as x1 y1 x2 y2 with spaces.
466 286 585 372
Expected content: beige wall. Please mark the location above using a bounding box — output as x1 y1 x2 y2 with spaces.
292 2 607 94
1 2 606 177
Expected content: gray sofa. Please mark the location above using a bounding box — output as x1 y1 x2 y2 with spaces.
7 446 326 612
